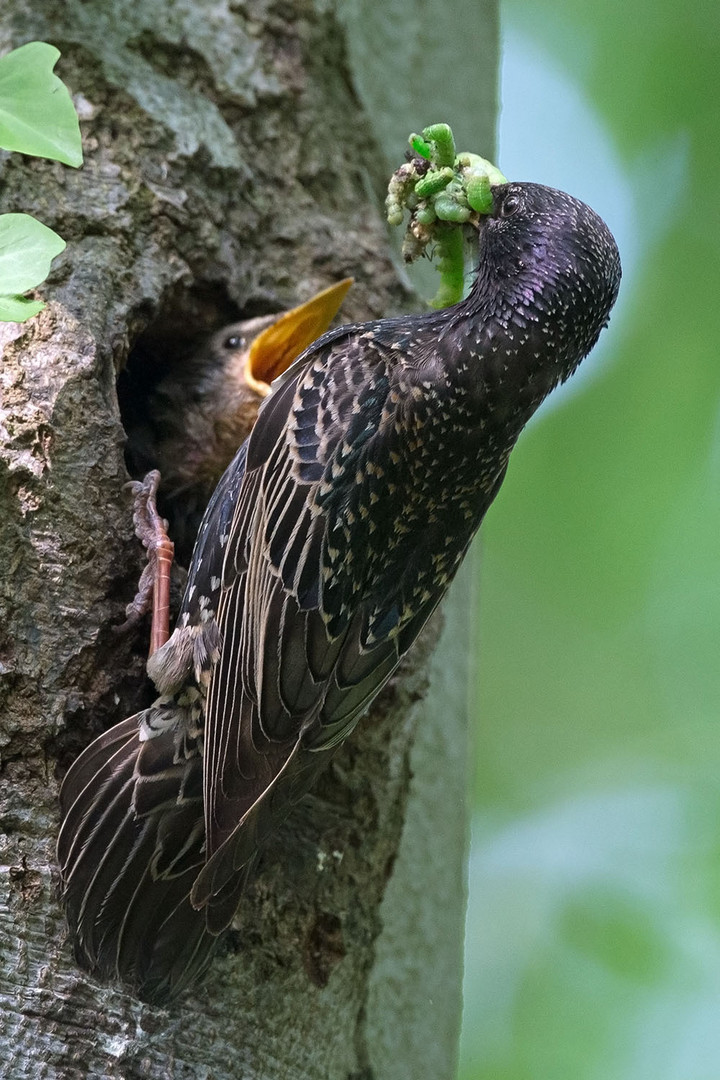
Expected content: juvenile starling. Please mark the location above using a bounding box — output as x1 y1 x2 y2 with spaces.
58 182 621 1002
122 279 353 563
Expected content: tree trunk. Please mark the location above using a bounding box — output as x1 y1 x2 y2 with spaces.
0 3 497 1077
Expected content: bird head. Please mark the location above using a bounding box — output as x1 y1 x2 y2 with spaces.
210 278 353 400
474 181 621 386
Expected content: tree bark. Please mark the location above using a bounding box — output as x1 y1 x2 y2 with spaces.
0 2 497 1077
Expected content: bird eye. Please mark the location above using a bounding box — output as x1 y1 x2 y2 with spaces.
224 334 244 350
501 194 521 218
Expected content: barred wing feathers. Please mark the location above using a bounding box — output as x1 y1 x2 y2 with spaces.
192 329 428 920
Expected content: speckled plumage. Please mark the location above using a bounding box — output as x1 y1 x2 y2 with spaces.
58 182 621 1001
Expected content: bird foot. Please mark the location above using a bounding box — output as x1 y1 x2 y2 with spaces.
118 470 174 657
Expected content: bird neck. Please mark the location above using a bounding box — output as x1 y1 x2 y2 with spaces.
442 267 579 441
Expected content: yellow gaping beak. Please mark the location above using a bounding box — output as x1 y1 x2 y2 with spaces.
246 278 353 396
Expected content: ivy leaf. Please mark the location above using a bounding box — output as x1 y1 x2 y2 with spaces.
0 41 82 167
0 294 44 322
0 213 66 322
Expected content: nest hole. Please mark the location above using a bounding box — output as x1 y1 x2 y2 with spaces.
117 281 278 565
118 281 241 471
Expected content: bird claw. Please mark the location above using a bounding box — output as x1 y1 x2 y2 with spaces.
117 470 175 657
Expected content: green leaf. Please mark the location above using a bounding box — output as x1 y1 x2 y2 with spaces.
0 294 44 321
0 41 82 166
0 213 65 292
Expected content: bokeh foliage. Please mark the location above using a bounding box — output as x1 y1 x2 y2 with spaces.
461 0 720 1076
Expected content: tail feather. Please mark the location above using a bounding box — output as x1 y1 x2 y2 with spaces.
58 717 140 871
57 706 220 1003
58 702 307 997
71 772 146 965
138 890 219 1001
112 858 215 998
192 736 332 931
202 860 255 936
59 715 141 812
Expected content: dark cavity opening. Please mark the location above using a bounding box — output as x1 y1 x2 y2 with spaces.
118 281 277 565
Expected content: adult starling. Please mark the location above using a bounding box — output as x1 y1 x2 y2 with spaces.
58 182 621 1002
122 279 353 563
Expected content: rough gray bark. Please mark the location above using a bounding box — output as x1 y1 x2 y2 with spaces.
0 2 497 1077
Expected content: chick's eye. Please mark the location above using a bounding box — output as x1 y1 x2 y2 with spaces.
501 194 521 218
224 334 244 350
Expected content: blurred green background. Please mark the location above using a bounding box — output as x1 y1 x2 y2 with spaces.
460 1 720 1077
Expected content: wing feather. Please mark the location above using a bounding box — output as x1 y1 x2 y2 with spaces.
194 324 459 927
193 333 404 916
